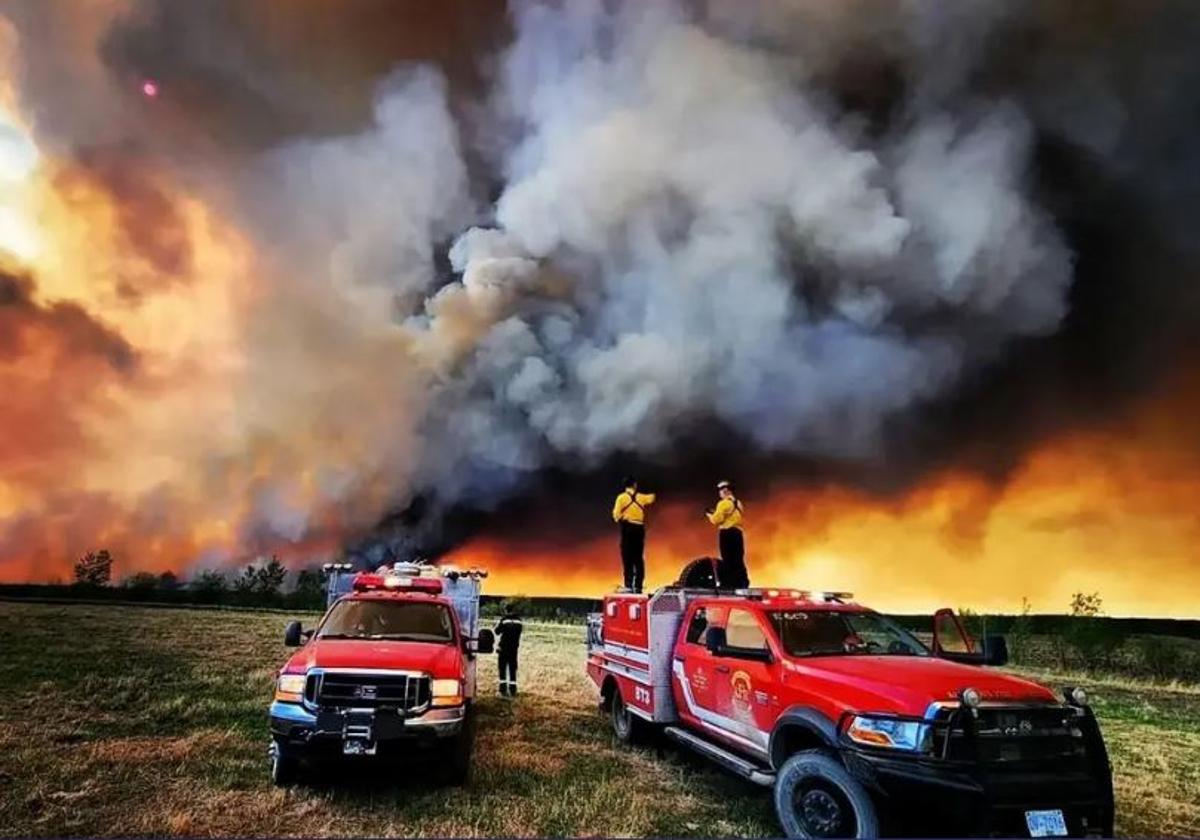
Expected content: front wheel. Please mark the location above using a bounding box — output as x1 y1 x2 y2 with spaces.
269 738 300 787
441 710 475 786
774 750 878 839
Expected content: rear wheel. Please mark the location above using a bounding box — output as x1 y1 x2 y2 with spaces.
774 750 878 839
610 687 649 744
269 738 300 787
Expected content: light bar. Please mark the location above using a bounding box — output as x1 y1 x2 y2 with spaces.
731 588 854 602
352 572 443 594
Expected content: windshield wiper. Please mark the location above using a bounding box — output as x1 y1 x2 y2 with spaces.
316 633 364 640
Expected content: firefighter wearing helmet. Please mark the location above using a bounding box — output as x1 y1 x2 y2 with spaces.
706 480 748 589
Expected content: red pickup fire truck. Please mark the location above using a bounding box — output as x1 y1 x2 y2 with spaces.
586 569 1114 839
268 562 493 786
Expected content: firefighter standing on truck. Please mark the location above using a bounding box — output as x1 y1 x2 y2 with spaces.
612 477 656 593
495 603 523 697
707 480 748 589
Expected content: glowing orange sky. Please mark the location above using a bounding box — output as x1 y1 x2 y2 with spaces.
1 14 1198 618
450 382 1200 618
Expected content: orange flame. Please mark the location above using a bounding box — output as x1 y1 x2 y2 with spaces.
449 378 1200 618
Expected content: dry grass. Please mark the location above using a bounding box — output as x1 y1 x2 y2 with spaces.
0 601 1197 837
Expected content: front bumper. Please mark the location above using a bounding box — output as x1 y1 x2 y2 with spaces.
838 705 1115 837
270 700 465 755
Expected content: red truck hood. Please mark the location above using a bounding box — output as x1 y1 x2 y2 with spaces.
791 655 1058 715
285 639 462 678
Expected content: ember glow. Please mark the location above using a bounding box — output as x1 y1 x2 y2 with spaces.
449 386 1200 616
1 2 1199 617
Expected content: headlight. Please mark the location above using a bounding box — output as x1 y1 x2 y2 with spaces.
274 673 306 703
431 678 463 707
846 716 929 751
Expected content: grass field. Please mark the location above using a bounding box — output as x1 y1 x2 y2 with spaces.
1 601 1197 837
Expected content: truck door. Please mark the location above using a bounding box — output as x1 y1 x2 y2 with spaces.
933 608 975 655
710 607 776 753
673 604 725 724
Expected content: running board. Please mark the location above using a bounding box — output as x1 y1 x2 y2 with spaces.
664 726 775 787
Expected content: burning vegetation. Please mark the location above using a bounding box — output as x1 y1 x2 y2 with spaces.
0 1 1198 615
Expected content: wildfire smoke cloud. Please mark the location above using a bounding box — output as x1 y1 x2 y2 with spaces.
1 1 1198 616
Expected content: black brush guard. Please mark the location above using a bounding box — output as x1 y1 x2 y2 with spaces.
836 704 1115 837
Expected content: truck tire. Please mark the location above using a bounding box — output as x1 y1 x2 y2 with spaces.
269 738 300 787
442 710 476 786
774 750 878 839
610 687 649 745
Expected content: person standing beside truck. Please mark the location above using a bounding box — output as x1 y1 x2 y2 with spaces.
612 477 656 593
706 480 748 589
495 603 523 697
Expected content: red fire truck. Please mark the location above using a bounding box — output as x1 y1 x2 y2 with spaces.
268 562 494 786
586 568 1114 838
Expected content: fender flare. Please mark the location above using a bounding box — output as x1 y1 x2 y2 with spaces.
769 705 840 770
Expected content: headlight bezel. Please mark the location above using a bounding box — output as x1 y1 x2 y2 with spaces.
274 673 306 703
845 714 930 752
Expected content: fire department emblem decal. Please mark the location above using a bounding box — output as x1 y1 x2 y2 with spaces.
730 670 753 719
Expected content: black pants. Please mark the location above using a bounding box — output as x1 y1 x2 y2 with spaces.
498 648 518 696
718 528 748 589
619 522 645 592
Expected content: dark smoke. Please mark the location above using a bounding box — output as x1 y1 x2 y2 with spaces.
3 0 1200 571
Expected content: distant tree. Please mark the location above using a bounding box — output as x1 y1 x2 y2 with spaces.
157 571 180 591
233 565 258 594
190 569 229 603
956 606 984 639
1062 591 1125 672
293 568 326 608
1069 592 1103 618
1007 596 1035 665
123 572 160 593
74 550 113 587
258 556 287 596
234 556 287 602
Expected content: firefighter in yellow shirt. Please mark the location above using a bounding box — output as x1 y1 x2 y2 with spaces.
612 477 656 593
706 480 748 589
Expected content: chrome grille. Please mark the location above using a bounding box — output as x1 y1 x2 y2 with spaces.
306 671 431 713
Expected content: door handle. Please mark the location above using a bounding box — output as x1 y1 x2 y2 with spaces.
673 655 686 663
715 665 730 674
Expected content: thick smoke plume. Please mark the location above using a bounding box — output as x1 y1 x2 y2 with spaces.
1 1 1198 606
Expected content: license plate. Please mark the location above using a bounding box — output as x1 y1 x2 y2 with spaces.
1026 809 1068 837
342 739 376 756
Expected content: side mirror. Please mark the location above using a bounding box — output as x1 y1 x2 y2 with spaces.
284 620 303 647
705 626 727 655
982 634 1009 667
476 628 495 655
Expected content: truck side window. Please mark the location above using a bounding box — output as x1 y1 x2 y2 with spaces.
726 609 767 651
685 608 708 645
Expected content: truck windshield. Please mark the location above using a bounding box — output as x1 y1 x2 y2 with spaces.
768 610 928 657
317 600 454 643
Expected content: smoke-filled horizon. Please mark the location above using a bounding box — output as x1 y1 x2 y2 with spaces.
1 1 1198 615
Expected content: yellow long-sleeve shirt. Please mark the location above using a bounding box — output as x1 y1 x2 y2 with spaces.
707 497 744 530
613 489 656 524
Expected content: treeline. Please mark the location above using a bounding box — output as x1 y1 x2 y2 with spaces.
26 552 329 611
